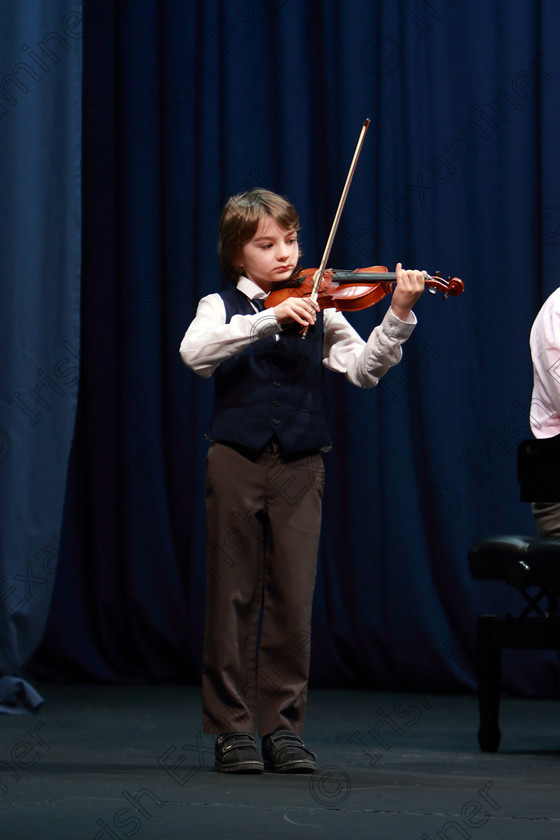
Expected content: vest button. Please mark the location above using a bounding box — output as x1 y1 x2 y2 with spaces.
272 399 280 407
273 380 281 387
272 418 280 425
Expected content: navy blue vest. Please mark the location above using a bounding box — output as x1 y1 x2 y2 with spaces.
208 286 332 455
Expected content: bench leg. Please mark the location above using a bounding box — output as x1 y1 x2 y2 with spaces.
476 616 502 752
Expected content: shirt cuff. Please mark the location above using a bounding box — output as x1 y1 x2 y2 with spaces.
251 309 283 339
386 305 417 335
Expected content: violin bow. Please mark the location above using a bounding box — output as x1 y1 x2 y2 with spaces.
302 117 370 339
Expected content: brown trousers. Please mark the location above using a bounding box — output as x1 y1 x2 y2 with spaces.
532 502 560 537
202 440 325 737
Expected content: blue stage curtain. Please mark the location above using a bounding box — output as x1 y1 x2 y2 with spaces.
0 2 82 711
29 0 560 696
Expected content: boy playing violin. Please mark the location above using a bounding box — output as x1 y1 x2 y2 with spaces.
180 188 424 774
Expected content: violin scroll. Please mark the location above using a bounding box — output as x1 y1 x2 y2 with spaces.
426 271 464 299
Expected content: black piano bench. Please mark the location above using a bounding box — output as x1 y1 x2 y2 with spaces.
468 535 560 752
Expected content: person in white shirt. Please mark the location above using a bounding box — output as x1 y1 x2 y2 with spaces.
529 287 560 536
180 188 425 774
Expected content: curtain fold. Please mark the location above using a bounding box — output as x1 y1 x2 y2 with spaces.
0 1 82 712
28 0 560 696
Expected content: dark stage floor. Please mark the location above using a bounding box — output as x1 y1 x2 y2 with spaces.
0 684 559 839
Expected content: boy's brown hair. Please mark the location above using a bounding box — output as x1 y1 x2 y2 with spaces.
218 189 301 282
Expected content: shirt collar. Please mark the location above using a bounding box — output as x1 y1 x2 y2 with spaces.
236 276 268 300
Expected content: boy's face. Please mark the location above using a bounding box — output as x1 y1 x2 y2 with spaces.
239 217 299 291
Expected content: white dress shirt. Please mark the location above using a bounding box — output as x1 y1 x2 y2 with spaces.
530 287 560 437
180 276 417 389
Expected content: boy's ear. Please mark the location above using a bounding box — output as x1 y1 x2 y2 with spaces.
233 246 243 269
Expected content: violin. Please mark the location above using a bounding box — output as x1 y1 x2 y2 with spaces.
271 118 464 335
265 266 464 313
